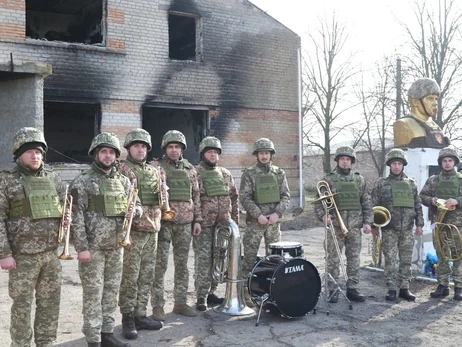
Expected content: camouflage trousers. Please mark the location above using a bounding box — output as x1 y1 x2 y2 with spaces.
151 222 192 308
435 238 462 287
325 227 362 289
242 220 280 282
382 228 415 290
79 248 123 343
119 231 158 316
9 250 61 347
193 226 219 299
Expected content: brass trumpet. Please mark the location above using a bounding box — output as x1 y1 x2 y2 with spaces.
58 185 73 260
313 180 351 237
160 183 175 221
120 183 138 248
433 199 462 262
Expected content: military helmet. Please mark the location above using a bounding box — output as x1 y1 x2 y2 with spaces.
124 128 152 151
161 130 187 150
437 146 460 166
408 78 440 100
457 162 462 173
385 148 408 166
199 136 222 155
252 138 275 155
88 132 121 157
334 146 356 164
12 127 48 156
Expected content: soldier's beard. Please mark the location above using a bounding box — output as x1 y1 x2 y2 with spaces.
96 158 115 170
203 158 217 168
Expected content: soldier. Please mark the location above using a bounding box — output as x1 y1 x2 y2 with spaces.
150 130 203 320
371 149 424 301
314 146 373 303
194 136 239 311
419 146 462 300
0 127 65 347
240 138 290 307
70 132 142 347
457 162 462 174
118 129 163 340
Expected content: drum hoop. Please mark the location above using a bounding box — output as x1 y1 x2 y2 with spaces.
269 241 303 249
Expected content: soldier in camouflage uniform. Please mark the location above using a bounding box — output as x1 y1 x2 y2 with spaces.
118 129 163 340
0 127 65 347
70 132 142 347
150 130 203 320
314 146 373 303
240 138 290 307
371 148 424 301
420 146 462 300
194 136 239 311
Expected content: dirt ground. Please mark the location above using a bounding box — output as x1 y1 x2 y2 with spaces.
1 224 462 347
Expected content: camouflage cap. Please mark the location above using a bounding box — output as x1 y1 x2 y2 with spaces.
12 127 48 155
124 128 152 151
438 146 460 166
334 146 356 164
88 132 121 157
386 148 408 166
408 78 440 100
252 138 275 155
161 130 187 150
199 136 222 155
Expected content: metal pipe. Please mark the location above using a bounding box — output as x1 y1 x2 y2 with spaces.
297 48 303 208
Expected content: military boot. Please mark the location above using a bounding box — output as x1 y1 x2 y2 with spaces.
207 293 224 306
101 333 130 347
346 288 366 302
385 290 397 301
173 303 198 317
151 307 166 321
134 315 163 330
196 297 207 311
328 290 339 303
453 287 462 301
399 288 416 301
121 312 137 340
430 284 449 298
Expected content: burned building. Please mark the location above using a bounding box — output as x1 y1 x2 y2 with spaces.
0 0 301 206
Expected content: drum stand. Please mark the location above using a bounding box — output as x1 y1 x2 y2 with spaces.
318 206 353 314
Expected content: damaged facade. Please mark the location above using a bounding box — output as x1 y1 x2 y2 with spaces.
0 0 301 206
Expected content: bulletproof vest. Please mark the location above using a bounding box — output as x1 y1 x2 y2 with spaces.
255 168 280 204
435 174 461 200
198 167 229 197
9 174 62 220
124 161 159 205
389 178 414 208
404 116 449 149
159 159 191 202
330 173 361 211
87 176 127 217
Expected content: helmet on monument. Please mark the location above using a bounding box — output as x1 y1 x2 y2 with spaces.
408 78 440 100
252 138 275 155
334 146 356 164
12 127 48 157
199 136 222 155
385 148 408 166
124 128 152 151
161 130 187 150
437 146 460 166
88 132 121 157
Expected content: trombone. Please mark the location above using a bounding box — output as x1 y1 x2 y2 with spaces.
58 185 73 260
160 183 175 221
120 183 138 248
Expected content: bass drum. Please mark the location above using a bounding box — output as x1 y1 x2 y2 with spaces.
248 255 321 319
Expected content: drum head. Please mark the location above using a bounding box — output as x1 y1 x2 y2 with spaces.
271 258 321 318
269 241 303 249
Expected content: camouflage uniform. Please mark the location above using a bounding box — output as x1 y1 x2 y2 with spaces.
194 138 239 303
371 149 424 293
70 133 135 344
0 127 65 347
240 138 291 282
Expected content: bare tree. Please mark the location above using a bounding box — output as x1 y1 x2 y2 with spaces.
302 14 358 173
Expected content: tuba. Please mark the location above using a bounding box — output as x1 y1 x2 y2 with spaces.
120 183 138 248
371 206 391 267
313 180 351 237
212 218 254 316
58 185 73 260
160 183 176 221
433 199 462 262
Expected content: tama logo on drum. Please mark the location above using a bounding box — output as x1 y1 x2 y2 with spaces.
285 264 304 274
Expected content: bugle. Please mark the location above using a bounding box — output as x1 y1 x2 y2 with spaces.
120 183 138 248
433 199 462 262
371 206 391 267
160 183 175 221
58 185 73 260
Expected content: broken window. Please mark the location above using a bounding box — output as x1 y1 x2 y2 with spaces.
26 0 104 45
169 13 202 61
142 106 207 163
44 101 101 163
